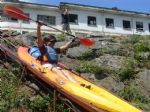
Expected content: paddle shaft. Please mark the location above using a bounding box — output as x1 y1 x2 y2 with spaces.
32 20 76 38
4 4 95 46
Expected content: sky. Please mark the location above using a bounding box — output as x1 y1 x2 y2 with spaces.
19 0 150 13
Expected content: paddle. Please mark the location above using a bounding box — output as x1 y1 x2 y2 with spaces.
3 4 95 47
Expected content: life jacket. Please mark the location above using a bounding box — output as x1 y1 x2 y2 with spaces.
45 46 58 64
29 46 41 59
29 46 58 64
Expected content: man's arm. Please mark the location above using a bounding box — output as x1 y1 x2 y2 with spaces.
59 39 75 53
37 22 44 48
59 41 72 53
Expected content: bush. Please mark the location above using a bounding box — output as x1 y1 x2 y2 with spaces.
123 35 142 44
28 95 51 112
78 50 96 60
110 48 128 56
95 48 110 56
0 66 70 112
134 41 150 53
75 61 110 75
118 84 150 104
117 58 136 81
56 34 67 41
0 68 25 112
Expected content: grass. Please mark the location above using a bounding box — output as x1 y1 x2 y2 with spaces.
109 47 129 57
0 68 24 112
118 85 149 103
56 34 67 41
78 49 96 60
118 84 150 110
134 41 150 53
116 58 137 81
75 61 110 75
122 35 150 54
28 95 51 112
0 67 68 112
123 35 142 44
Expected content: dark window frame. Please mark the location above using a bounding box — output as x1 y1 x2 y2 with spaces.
136 22 144 32
8 17 18 22
22 31 29 34
37 15 56 25
69 14 78 24
87 16 97 26
23 13 30 24
148 23 150 32
105 18 114 28
123 20 131 30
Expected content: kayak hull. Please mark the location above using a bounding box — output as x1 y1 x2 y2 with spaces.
17 47 142 112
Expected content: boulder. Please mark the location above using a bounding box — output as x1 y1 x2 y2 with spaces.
135 70 150 97
98 76 125 93
15 32 38 46
138 52 150 60
95 54 125 71
66 45 90 58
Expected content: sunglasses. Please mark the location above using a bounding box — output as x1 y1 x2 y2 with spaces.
49 40 57 43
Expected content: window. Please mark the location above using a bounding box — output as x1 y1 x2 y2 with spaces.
123 20 131 30
0 11 2 21
88 16 96 26
69 14 78 24
136 22 143 32
105 18 114 28
148 23 150 32
8 17 18 22
22 31 29 34
0 11 8 22
23 13 30 24
37 15 56 25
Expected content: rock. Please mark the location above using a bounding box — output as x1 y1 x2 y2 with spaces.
95 54 125 71
59 55 81 69
29 83 40 91
10 107 29 112
80 73 96 82
90 41 104 49
91 40 122 50
11 31 21 36
66 45 90 58
15 32 38 46
55 40 69 47
98 76 125 93
138 52 150 60
79 73 125 93
135 70 150 97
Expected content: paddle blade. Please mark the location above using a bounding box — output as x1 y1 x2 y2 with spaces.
79 38 95 47
3 5 30 20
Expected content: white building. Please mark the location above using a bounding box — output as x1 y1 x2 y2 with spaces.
1 1 150 36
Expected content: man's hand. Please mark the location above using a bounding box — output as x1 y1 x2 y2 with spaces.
37 21 44 28
67 36 77 42
71 36 77 42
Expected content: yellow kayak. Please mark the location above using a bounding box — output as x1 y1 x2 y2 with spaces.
17 47 142 112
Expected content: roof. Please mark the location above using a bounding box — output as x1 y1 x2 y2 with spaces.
1 1 58 9
60 2 150 17
18 1 58 8
2 1 150 17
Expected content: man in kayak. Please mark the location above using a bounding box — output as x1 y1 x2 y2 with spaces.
29 21 91 88
36 21 78 83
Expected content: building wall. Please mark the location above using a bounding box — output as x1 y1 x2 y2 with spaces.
1 3 150 35
0 7 62 34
